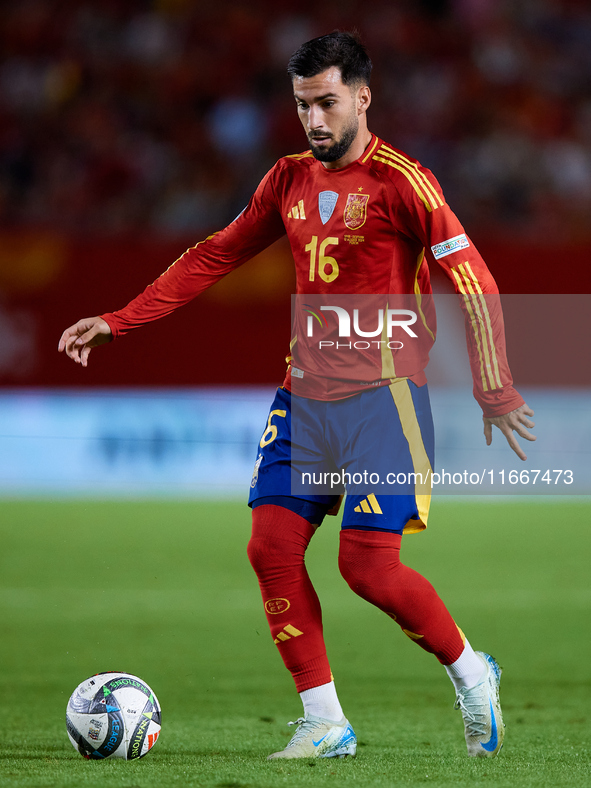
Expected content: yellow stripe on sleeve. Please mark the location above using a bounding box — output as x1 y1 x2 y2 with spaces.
457 264 495 390
451 267 490 392
379 145 444 209
459 261 483 295
462 262 503 389
457 263 502 390
159 233 220 278
372 155 433 212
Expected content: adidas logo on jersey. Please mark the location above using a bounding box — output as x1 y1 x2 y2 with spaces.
353 493 383 514
274 624 303 644
287 200 306 220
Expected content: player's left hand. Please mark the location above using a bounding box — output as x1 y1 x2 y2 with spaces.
58 316 112 367
483 404 536 461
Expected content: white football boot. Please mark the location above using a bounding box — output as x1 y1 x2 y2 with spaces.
454 651 505 757
267 715 357 760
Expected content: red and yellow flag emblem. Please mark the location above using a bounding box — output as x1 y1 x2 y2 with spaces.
343 193 369 230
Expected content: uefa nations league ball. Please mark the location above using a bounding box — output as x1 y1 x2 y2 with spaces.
66 672 161 760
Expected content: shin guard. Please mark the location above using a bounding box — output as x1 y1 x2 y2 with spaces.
339 529 465 664
248 505 332 691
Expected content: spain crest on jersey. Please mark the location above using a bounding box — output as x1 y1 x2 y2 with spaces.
343 193 369 230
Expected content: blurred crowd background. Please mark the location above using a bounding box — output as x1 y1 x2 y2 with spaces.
0 0 590 387
2 0 591 241
0 0 589 496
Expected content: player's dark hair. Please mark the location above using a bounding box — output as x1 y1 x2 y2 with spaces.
287 31 372 87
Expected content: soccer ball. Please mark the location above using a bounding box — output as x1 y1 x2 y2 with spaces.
66 672 161 760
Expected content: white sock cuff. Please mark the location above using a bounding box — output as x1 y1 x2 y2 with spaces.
445 640 486 690
300 680 344 722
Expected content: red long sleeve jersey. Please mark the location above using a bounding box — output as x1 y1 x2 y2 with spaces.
102 134 524 417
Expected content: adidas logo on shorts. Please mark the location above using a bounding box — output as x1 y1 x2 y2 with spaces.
353 493 383 514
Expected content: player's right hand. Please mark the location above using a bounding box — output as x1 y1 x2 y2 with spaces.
58 316 112 367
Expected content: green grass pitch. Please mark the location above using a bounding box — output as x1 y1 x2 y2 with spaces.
0 497 589 787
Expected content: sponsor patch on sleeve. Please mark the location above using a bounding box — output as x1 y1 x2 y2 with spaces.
431 233 470 260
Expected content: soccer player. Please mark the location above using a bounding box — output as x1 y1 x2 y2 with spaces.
59 32 536 760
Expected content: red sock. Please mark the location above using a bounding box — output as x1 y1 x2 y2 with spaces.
338 529 464 664
247 505 332 692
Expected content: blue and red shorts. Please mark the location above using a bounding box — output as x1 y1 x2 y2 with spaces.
248 380 434 535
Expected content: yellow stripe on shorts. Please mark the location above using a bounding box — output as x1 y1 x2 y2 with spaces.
388 380 432 532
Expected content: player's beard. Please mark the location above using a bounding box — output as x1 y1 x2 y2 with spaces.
308 113 359 163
